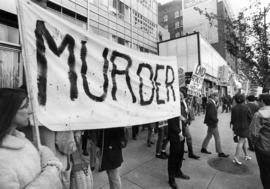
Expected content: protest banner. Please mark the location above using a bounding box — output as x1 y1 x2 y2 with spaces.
187 64 206 97
217 65 229 86
17 0 180 131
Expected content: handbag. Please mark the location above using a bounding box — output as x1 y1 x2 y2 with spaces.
70 134 93 189
233 134 239 143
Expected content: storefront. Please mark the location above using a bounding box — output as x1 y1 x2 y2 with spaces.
158 32 229 97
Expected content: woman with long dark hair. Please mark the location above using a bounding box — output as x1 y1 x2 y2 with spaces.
230 93 252 165
0 88 63 189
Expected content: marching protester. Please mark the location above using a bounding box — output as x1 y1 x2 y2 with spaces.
221 95 229 113
180 89 200 160
201 91 229 158
132 125 139 140
146 122 156 147
250 94 270 189
0 88 63 189
246 95 260 151
97 127 127 189
156 123 169 159
167 116 187 189
202 94 207 114
230 94 252 165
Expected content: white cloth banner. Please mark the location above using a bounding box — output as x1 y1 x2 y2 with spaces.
17 0 180 131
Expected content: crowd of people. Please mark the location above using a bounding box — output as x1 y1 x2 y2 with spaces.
0 87 269 189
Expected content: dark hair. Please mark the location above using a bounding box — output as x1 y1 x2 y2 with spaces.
235 93 245 104
0 88 27 145
259 93 270 106
247 95 256 102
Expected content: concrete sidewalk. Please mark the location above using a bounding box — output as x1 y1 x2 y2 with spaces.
93 111 263 189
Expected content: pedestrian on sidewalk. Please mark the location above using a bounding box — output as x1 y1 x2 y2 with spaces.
180 89 200 160
167 116 187 189
132 125 139 140
250 93 270 189
97 127 127 189
155 122 169 159
201 91 229 158
246 95 259 151
202 95 207 114
230 94 252 165
146 122 156 147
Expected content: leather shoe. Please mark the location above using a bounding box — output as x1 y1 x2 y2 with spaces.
189 153 200 159
218 153 229 158
201 148 212 154
156 153 168 159
175 173 190 180
168 180 178 189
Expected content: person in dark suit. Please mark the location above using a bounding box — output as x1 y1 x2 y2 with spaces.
167 116 187 189
180 90 200 159
97 127 127 189
201 91 229 158
230 94 252 165
167 89 190 189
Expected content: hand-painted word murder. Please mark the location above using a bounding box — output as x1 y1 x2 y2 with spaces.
35 21 176 106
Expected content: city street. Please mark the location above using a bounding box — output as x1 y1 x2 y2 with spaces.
93 109 263 189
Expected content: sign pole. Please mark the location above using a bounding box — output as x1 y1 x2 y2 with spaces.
17 0 41 149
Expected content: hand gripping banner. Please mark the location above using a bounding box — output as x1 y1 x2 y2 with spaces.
17 0 180 131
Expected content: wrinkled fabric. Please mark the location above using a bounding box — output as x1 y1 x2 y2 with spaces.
0 130 63 189
250 106 270 156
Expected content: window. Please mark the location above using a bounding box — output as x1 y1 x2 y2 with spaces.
0 23 19 44
163 15 168 22
175 32 180 38
175 21 179 29
174 11 179 18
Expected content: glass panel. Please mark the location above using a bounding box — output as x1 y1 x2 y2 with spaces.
0 24 19 44
0 48 21 88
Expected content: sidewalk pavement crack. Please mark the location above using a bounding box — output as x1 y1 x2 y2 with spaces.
124 177 147 189
206 171 217 189
122 156 156 176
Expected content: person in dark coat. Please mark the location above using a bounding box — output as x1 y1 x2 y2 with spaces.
202 95 207 114
180 91 200 160
167 116 186 189
201 91 229 158
98 127 126 189
246 95 259 151
231 94 252 165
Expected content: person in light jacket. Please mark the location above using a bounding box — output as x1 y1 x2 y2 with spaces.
0 88 63 189
250 93 270 189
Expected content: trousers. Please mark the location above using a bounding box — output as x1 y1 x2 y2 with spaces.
106 168 121 189
202 126 222 153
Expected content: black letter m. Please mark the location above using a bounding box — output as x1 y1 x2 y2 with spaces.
35 20 78 106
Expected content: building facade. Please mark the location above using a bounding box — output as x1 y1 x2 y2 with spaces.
46 0 159 53
211 0 237 72
0 0 159 88
158 1 183 39
158 0 237 73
